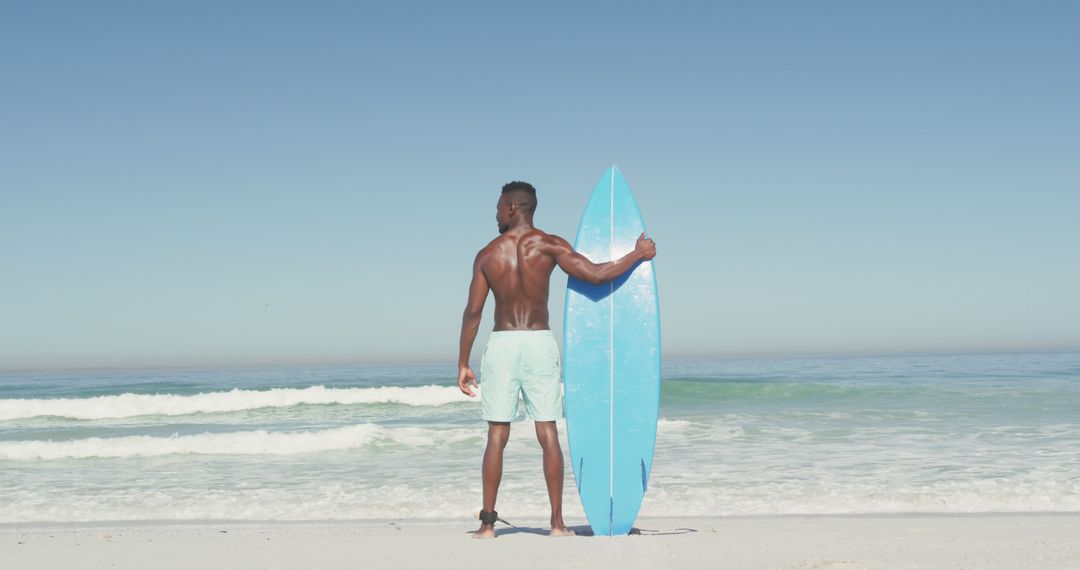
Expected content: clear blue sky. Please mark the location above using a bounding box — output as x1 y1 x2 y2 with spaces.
2 1 1078 369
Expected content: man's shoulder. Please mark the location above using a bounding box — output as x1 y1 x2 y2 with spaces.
474 234 510 264
515 229 566 244
513 231 571 264
527 230 570 250
478 234 509 253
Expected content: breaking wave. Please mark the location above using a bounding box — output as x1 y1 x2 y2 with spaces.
0 422 484 460
0 385 477 421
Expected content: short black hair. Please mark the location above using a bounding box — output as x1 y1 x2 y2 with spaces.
501 181 537 213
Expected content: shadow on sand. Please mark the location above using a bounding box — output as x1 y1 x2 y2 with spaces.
466 524 697 538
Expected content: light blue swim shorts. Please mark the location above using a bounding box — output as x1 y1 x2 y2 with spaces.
480 330 563 422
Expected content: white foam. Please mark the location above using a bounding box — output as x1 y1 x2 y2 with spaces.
0 423 482 460
656 418 692 431
4 475 1080 523
0 384 478 421
639 478 1080 516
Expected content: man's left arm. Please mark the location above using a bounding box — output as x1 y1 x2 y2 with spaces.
458 252 489 397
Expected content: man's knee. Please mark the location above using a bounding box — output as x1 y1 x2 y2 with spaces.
534 421 559 445
487 421 511 447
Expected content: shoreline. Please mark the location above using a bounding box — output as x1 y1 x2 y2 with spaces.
4 509 1080 528
5 514 1079 569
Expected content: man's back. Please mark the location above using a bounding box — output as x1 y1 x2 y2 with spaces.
477 228 559 331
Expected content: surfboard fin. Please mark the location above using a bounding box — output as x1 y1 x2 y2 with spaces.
641 458 647 492
609 497 614 536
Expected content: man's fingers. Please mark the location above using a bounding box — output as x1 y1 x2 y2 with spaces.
457 367 478 397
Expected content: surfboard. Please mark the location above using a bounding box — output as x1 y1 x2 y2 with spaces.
563 165 661 536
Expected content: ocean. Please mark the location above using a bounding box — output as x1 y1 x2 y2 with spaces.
2 351 1078 523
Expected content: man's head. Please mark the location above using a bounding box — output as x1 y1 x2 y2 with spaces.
496 181 537 233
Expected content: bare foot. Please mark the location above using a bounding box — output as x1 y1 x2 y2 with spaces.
473 523 496 539
549 526 576 537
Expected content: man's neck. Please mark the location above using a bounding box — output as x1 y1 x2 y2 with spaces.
507 220 536 232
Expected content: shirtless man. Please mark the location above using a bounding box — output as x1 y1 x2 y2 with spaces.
457 181 657 538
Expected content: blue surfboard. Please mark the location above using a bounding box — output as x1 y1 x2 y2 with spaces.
563 166 661 536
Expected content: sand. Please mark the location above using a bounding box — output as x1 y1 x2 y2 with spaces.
3 514 1078 569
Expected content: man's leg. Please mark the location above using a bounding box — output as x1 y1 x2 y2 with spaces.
476 421 510 539
534 420 573 536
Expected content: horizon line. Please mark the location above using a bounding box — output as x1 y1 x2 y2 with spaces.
2 346 1078 374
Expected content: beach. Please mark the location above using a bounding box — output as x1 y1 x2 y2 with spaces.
3 353 1079 568
5 515 1079 569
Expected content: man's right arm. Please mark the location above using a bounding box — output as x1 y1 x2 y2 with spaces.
550 233 656 285
457 251 489 397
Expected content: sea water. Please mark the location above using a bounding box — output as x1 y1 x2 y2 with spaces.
1 352 1078 523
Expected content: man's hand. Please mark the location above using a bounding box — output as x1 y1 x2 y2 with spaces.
458 365 478 397
635 233 657 261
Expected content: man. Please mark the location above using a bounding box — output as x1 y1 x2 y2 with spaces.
457 181 657 538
